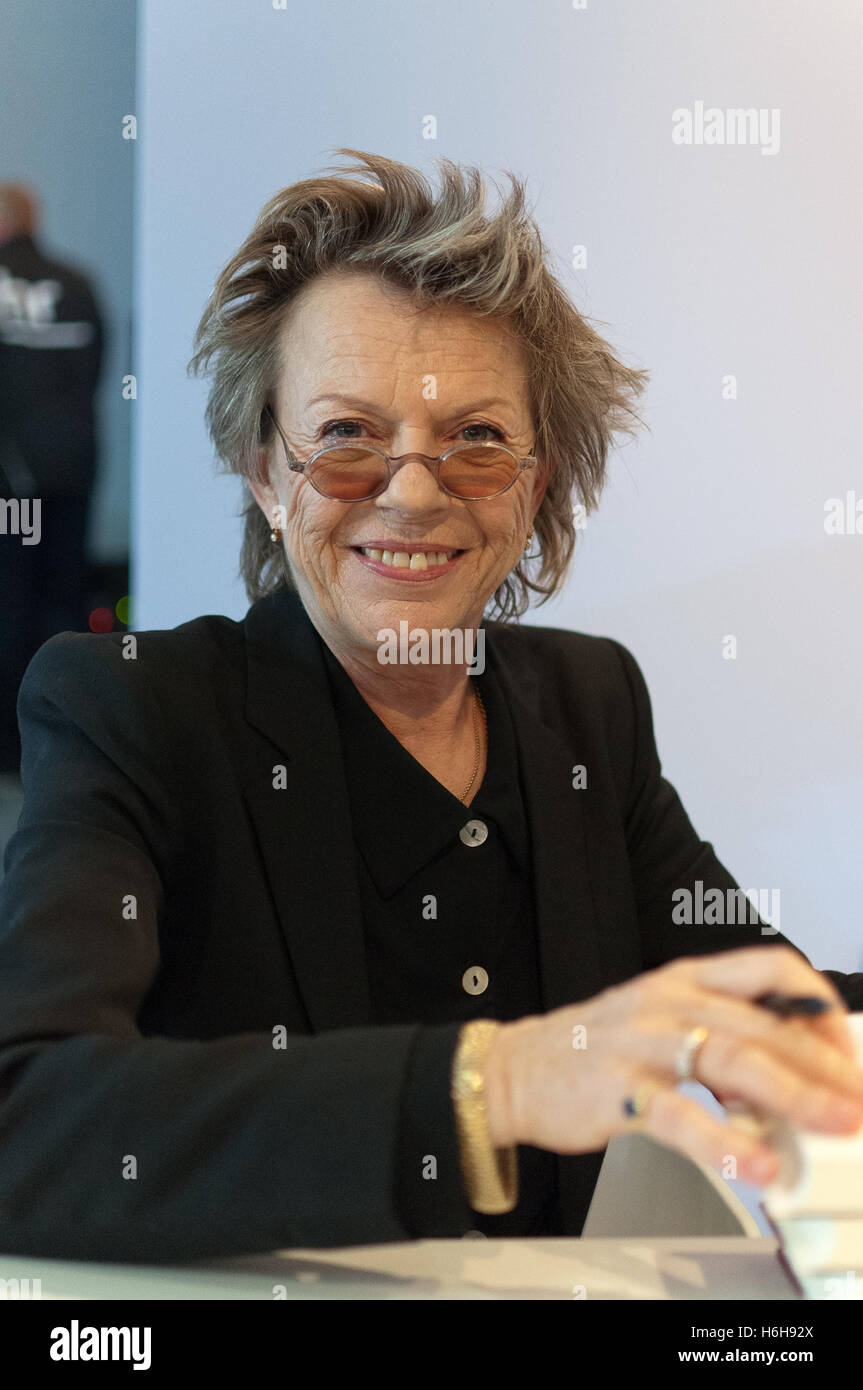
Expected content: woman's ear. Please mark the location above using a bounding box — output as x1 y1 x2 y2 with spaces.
530 469 549 519
247 470 278 525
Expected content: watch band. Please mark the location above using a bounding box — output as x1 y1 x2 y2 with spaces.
450 1019 518 1214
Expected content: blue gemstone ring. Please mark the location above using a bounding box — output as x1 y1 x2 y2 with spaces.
622 1085 656 1119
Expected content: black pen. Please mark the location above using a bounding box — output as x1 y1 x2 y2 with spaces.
755 993 833 1018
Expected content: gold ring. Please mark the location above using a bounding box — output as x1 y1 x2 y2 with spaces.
675 1026 709 1082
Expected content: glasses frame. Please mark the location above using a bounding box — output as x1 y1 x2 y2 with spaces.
264 406 538 502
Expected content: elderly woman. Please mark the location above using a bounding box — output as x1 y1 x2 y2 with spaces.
1 150 861 1262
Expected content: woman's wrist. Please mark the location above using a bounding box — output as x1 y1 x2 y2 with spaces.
483 1017 532 1148
482 1026 512 1148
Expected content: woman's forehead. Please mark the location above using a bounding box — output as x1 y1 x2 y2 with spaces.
273 274 528 404
278 269 522 348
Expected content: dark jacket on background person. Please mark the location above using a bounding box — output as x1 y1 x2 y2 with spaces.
0 232 102 497
0 584 860 1263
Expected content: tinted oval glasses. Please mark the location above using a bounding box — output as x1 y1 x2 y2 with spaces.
265 407 538 502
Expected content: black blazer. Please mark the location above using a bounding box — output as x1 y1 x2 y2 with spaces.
0 585 860 1261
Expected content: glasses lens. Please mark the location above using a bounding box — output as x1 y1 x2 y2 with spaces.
440 447 517 498
308 448 389 500
306 445 519 500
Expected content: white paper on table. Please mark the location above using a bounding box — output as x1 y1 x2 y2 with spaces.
762 1013 863 1220
757 1013 863 1281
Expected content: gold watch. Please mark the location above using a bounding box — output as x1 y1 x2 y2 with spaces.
450 1019 518 1214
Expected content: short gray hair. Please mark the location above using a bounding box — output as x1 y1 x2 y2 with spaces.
188 149 649 620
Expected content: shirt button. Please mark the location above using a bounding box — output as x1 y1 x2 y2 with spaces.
459 819 488 847
462 965 489 995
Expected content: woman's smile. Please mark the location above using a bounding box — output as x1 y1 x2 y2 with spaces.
349 543 467 580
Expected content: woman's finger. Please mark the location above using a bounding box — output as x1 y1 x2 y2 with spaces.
786 1006 857 1061
683 944 842 1005
605 1001 863 1107
618 1071 782 1186
674 993 863 1099
670 945 861 1065
692 1036 863 1134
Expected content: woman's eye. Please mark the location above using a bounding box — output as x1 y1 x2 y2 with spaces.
321 419 366 439
461 422 505 443
319 419 506 444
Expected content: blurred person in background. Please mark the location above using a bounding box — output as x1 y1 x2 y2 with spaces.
0 182 104 779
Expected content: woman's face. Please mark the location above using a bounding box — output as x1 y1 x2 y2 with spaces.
250 270 547 660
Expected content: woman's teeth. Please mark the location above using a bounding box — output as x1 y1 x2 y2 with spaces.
359 548 457 570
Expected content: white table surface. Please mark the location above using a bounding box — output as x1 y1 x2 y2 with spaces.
0 1235 804 1300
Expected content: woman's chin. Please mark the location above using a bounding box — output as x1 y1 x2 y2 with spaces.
339 600 476 660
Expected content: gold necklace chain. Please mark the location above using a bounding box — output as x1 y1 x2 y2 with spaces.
460 684 487 803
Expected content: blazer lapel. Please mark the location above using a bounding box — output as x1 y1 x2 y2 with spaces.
489 639 606 1014
240 588 372 1033
490 634 611 1235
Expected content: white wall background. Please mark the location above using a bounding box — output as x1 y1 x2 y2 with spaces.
134 0 863 1000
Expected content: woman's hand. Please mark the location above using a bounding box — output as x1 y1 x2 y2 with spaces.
486 946 863 1185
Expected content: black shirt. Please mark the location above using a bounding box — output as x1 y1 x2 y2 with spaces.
317 630 563 1237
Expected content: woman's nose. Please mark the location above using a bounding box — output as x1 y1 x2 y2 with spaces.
377 454 450 507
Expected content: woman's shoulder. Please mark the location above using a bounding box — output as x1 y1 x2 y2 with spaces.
18 610 248 747
486 617 652 748
488 616 641 689
24 609 244 684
